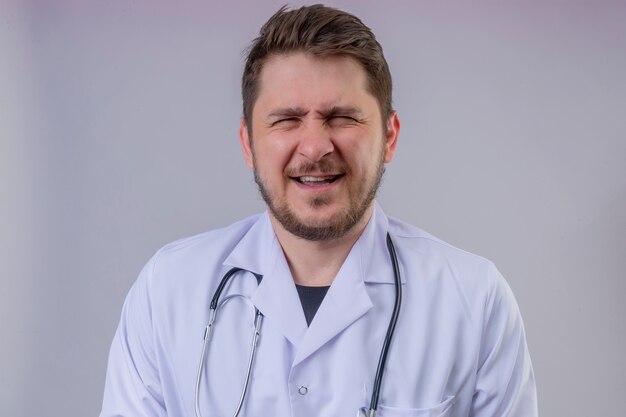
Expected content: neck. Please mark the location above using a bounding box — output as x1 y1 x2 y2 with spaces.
270 205 374 286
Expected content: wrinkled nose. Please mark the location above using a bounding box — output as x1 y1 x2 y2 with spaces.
297 124 334 162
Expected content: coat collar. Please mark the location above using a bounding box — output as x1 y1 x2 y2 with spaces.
222 202 404 365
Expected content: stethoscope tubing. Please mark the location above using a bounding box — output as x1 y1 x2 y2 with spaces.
366 233 403 414
196 268 263 417
195 233 402 417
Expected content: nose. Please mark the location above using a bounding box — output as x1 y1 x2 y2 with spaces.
297 123 334 162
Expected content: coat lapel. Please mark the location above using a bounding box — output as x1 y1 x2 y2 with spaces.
292 239 374 366
223 212 308 347
222 204 405 367
292 204 403 366
250 245 308 347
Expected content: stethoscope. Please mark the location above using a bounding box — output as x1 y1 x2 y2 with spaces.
195 233 402 417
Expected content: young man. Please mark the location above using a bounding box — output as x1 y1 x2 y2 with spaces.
100 5 537 417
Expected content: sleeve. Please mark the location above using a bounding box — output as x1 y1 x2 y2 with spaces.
470 263 538 417
99 253 168 417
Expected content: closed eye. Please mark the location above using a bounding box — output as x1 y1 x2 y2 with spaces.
272 117 301 127
326 115 359 127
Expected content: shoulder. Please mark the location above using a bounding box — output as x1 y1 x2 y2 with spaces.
134 213 264 299
122 212 268 335
151 213 262 269
387 215 495 276
386 215 508 325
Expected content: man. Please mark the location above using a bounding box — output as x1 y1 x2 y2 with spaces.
100 5 537 417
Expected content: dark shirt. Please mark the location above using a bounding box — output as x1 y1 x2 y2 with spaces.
295 284 330 326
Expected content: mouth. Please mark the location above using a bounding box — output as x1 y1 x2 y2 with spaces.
291 174 344 186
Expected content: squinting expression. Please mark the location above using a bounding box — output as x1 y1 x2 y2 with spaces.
240 53 399 241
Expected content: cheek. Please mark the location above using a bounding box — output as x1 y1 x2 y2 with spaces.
253 137 295 175
339 134 383 170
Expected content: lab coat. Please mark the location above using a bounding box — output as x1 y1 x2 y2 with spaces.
100 203 537 417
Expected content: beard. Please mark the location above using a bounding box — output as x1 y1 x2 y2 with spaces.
253 152 386 242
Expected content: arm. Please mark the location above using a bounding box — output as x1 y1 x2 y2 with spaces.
100 254 168 417
470 264 538 416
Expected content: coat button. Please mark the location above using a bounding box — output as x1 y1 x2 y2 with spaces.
298 386 308 395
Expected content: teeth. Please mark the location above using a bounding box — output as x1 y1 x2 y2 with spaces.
299 176 334 182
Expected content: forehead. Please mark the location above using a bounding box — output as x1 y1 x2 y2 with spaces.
253 53 375 115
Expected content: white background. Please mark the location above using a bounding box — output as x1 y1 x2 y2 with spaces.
1 0 625 416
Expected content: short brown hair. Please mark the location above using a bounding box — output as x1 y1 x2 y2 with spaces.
242 4 392 127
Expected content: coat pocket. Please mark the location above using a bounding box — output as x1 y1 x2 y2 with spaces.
376 395 455 417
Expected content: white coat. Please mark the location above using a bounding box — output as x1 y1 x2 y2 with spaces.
100 203 537 417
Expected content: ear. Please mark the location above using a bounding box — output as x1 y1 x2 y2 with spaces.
239 117 254 168
383 111 400 163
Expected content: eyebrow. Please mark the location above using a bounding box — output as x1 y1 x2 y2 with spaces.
266 105 363 121
266 107 309 120
318 105 363 119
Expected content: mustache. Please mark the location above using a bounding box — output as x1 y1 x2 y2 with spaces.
285 159 349 177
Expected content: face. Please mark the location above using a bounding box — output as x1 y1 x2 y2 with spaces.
240 53 399 241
